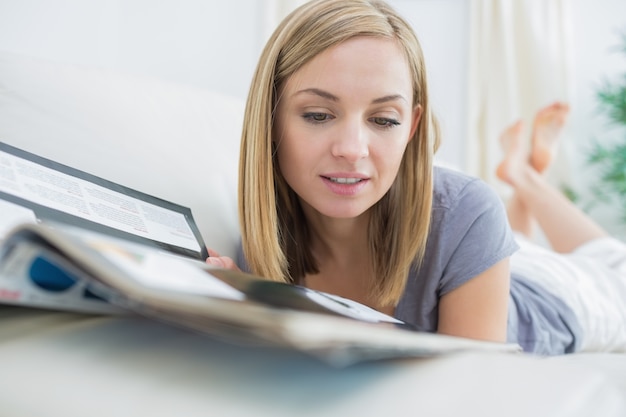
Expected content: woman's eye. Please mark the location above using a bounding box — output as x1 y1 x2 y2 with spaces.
371 117 401 128
303 112 332 123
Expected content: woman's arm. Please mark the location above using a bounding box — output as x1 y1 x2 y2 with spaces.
437 258 511 342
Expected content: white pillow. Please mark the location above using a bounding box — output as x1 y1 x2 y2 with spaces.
0 51 244 258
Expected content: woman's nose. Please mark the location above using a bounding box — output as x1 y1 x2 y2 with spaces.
331 119 369 162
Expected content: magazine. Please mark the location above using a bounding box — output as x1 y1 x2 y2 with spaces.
0 140 208 312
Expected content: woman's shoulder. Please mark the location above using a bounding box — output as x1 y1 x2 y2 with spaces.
432 165 499 210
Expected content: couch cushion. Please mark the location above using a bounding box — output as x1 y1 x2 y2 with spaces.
0 51 244 257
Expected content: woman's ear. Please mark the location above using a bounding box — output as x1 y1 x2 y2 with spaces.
408 104 423 140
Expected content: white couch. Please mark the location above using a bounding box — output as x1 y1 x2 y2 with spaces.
1 51 625 417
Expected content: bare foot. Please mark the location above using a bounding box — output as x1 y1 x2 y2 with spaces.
496 120 526 185
529 102 570 173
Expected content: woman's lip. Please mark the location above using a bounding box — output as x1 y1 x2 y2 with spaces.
321 175 369 195
323 176 364 184
321 173 369 180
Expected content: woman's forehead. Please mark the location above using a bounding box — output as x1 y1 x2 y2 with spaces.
282 37 413 102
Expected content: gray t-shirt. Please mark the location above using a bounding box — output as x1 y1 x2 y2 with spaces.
395 167 581 355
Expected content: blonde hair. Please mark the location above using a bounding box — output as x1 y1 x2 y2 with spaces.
239 0 440 307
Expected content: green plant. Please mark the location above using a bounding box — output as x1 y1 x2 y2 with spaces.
587 32 626 223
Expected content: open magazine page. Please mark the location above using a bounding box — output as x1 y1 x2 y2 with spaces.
0 221 405 324
0 236 124 314
0 222 242 314
0 141 207 260
0 222 521 366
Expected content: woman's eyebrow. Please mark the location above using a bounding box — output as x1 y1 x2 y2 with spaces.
371 94 408 104
294 88 338 101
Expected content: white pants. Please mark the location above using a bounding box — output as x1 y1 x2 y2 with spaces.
511 234 626 352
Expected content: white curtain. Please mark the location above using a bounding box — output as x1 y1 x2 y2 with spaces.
467 0 574 193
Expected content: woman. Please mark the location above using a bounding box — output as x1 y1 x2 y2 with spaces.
208 0 515 347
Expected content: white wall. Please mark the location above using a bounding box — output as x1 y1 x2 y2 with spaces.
0 0 625 207
0 0 469 168
0 0 264 98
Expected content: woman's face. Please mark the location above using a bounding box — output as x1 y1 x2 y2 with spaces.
275 36 421 220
